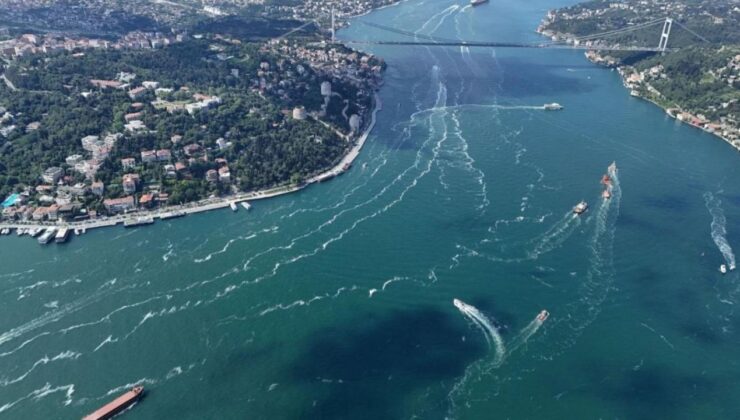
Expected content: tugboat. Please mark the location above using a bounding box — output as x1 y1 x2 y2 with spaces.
536 310 549 322
573 201 588 215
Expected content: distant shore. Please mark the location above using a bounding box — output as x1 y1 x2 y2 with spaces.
533 25 739 152
0 94 383 234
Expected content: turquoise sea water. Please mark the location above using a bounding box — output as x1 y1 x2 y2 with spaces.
3 0 740 418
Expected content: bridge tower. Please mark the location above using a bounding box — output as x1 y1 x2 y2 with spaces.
331 7 336 43
658 18 673 53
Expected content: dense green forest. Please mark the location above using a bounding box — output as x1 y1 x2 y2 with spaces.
0 39 351 205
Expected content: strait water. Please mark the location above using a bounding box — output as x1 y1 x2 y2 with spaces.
3 0 740 418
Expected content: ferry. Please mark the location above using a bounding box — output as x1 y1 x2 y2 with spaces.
537 310 549 322
83 386 144 420
230 202 238 212
573 201 588 215
543 102 563 111
124 217 154 228
55 228 70 243
37 228 56 244
240 201 252 210
471 0 489 5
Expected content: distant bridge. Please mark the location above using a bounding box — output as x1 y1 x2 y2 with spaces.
330 16 710 53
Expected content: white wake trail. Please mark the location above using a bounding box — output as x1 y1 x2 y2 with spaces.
454 299 505 366
704 192 736 270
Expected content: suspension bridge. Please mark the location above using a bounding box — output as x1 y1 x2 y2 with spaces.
321 13 708 53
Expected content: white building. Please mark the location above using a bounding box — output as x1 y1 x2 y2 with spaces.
293 106 307 120
321 81 332 96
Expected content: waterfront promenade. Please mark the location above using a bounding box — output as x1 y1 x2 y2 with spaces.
0 94 382 235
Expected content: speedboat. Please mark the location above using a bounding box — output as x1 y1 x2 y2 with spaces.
720 264 727 274
537 310 549 322
573 201 588 215
602 189 611 199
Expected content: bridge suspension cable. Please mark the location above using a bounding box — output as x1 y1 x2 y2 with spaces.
573 18 666 41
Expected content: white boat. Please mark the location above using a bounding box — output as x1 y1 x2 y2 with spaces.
720 264 727 274
230 202 238 211
37 228 56 244
55 228 70 243
29 228 43 237
543 103 563 111
537 310 549 322
573 201 588 215
240 201 252 210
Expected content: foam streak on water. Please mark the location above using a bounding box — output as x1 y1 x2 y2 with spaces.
704 192 736 270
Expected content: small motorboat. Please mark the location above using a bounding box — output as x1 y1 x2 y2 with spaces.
537 310 549 322
230 202 238 212
573 201 588 215
601 174 611 186
720 264 727 274
602 189 611 199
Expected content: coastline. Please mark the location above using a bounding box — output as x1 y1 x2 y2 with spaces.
533 25 739 151
0 93 383 234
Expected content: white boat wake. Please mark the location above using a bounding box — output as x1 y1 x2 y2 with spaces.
704 192 736 270
453 299 505 366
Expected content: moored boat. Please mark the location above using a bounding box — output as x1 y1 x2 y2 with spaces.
573 201 588 215
83 386 144 420
230 202 238 211
37 228 56 244
55 228 70 243
240 201 252 210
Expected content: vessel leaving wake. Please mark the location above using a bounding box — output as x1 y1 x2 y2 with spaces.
704 192 736 271
507 312 546 354
453 299 505 366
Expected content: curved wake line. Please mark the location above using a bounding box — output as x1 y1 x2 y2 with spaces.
704 192 736 270
454 300 505 366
